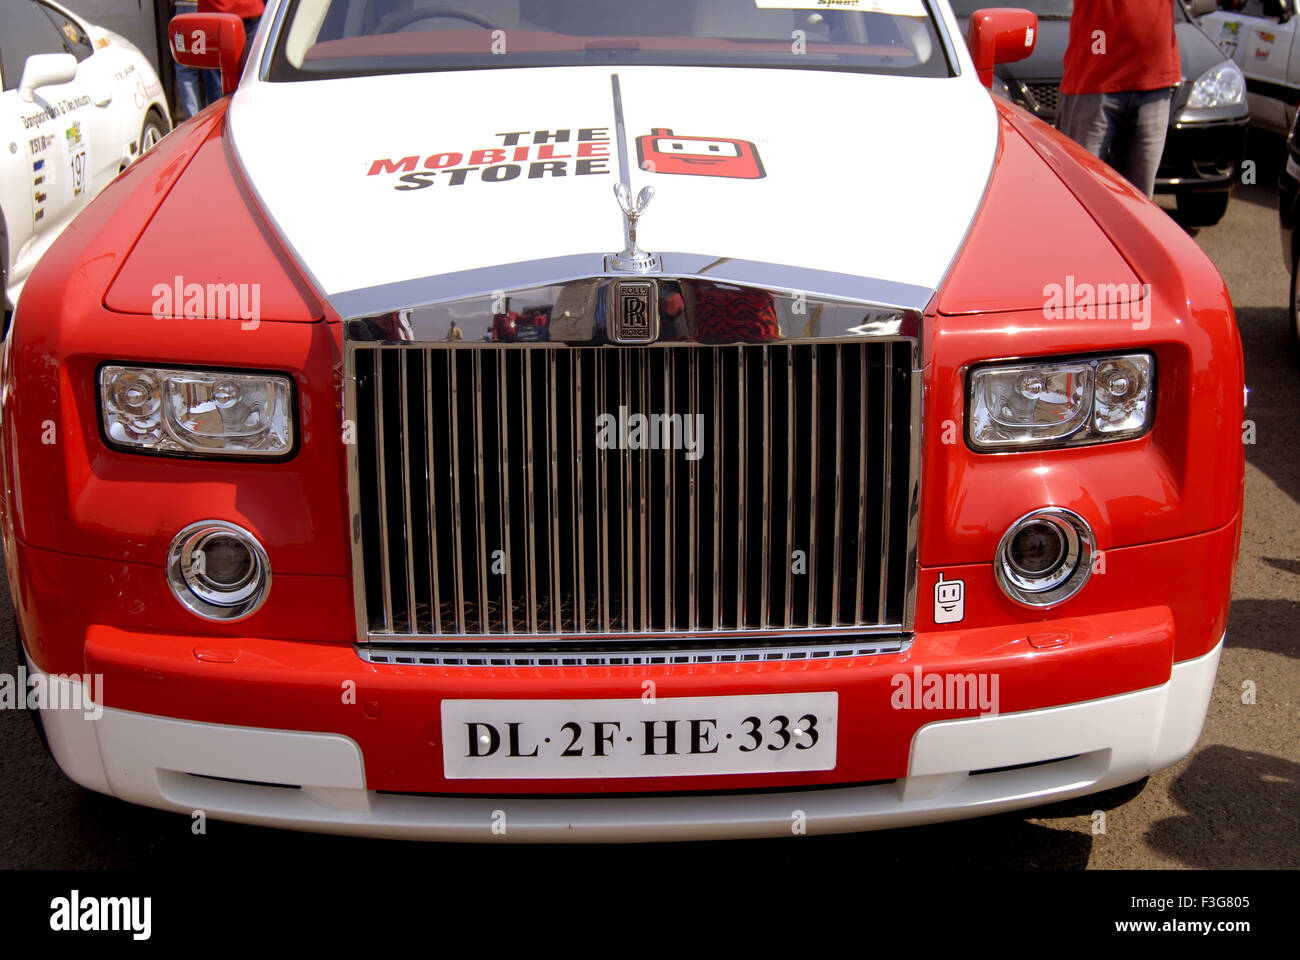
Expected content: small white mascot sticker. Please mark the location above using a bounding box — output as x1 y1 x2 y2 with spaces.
934 572 965 624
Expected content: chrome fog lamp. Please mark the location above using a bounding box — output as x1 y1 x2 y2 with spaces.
167 520 271 620
995 508 1095 608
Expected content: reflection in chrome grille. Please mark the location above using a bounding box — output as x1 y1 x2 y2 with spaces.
351 343 914 644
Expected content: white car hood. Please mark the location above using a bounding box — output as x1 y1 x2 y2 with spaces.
229 65 998 309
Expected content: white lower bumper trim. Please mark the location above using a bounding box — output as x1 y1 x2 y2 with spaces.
31 639 1223 842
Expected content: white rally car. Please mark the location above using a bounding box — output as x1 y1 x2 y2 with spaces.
1199 0 1300 132
1 0 172 315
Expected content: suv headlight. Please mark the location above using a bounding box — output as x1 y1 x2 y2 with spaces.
968 353 1154 450
1187 60 1245 108
100 365 295 457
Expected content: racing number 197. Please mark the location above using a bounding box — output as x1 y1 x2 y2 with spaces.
70 150 86 196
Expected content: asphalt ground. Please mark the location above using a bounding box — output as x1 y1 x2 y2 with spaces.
0 130 1295 873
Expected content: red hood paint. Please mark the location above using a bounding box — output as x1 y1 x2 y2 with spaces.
103 105 322 323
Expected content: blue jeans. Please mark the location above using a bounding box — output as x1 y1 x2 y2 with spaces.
1056 89 1173 198
173 2 221 118
175 62 222 118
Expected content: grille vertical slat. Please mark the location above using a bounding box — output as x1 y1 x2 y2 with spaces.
711 349 722 631
638 351 650 633
620 353 632 631
423 353 442 633
665 351 675 631
806 347 820 626
496 352 513 633
735 348 747 628
831 347 845 626
397 356 416 632
878 342 894 623
855 344 869 624
355 342 912 644
448 356 467 633
522 355 539 633
597 356 611 633
472 353 489 633
687 350 700 632
546 351 562 633
760 346 772 629
572 353 586 633
783 345 796 629
373 357 394 632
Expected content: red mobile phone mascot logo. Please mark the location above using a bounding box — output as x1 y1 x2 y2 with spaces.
636 128 766 179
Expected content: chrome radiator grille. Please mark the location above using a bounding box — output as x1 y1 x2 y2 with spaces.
349 342 915 646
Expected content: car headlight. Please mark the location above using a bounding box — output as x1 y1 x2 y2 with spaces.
100 365 294 457
968 353 1154 450
1187 60 1245 108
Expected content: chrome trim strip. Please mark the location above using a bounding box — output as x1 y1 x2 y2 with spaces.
666 351 676 630
903 341 923 634
831 347 845 626
448 355 467 634
687 350 699 632
711 350 721 632
807 348 820 626
597 356 610 632
620 352 632 631
855 345 869 623
473 352 490 632
572 353 586 633
358 636 911 668
496 351 512 633
547 351 562 632
399 356 417 631
928 0 964 80
359 622 908 645
425 353 442 631
735 348 747 629
760 346 773 629
255 0 291 81
328 254 933 321
878 342 895 623
523 355 539 633
783 346 795 629
344 364 369 641
638 350 650 632
373 357 393 632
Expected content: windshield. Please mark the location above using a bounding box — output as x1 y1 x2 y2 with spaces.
947 0 1192 22
267 0 953 81
947 0 1072 15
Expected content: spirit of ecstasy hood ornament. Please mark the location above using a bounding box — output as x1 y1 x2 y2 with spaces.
607 74 661 273
609 182 660 273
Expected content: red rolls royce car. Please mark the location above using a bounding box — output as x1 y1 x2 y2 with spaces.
1 0 1244 841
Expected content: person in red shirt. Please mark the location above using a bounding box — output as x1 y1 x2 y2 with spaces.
1056 1 1181 198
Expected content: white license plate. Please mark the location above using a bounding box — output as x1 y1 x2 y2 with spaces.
441 693 838 779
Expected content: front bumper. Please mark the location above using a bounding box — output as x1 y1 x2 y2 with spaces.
1155 117 1249 194
32 637 1222 842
